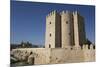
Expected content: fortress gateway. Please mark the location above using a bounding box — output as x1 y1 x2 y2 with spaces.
11 11 95 65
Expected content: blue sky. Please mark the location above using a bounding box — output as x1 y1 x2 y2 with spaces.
11 1 95 45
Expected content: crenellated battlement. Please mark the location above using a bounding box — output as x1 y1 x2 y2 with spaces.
46 10 73 18
60 10 69 14
60 10 73 16
73 11 79 15
62 44 95 50
83 44 95 50
46 10 57 18
46 10 81 18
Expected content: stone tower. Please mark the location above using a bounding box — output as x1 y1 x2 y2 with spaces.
45 10 61 48
73 11 86 47
61 11 74 48
45 10 86 48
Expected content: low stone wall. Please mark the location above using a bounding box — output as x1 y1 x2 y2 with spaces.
11 45 95 65
11 48 51 65
50 48 95 64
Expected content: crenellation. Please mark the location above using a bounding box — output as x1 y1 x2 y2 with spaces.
61 10 65 14
73 11 78 15
60 10 69 15
82 45 87 50
73 46 82 50
46 10 57 18
90 44 94 50
85 45 89 50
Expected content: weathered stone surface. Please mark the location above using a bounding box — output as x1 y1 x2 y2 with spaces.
11 46 95 65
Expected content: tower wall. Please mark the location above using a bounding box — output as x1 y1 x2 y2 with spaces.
78 15 86 46
45 11 61 48
61 11 74 48
73 11 86 47
73 11 80 47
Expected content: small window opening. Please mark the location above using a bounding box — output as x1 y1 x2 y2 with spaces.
49 44 51 48
50 33 51 37
50 22 51 24
66 21 68 24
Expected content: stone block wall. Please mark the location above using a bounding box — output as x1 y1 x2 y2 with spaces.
50 45 95 64
11 45 95 65
11 48 51 65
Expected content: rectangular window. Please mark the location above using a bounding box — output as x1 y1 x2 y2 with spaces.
50 22 51 24
66 21 68 24
49 44 51 48
50 33 51 37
